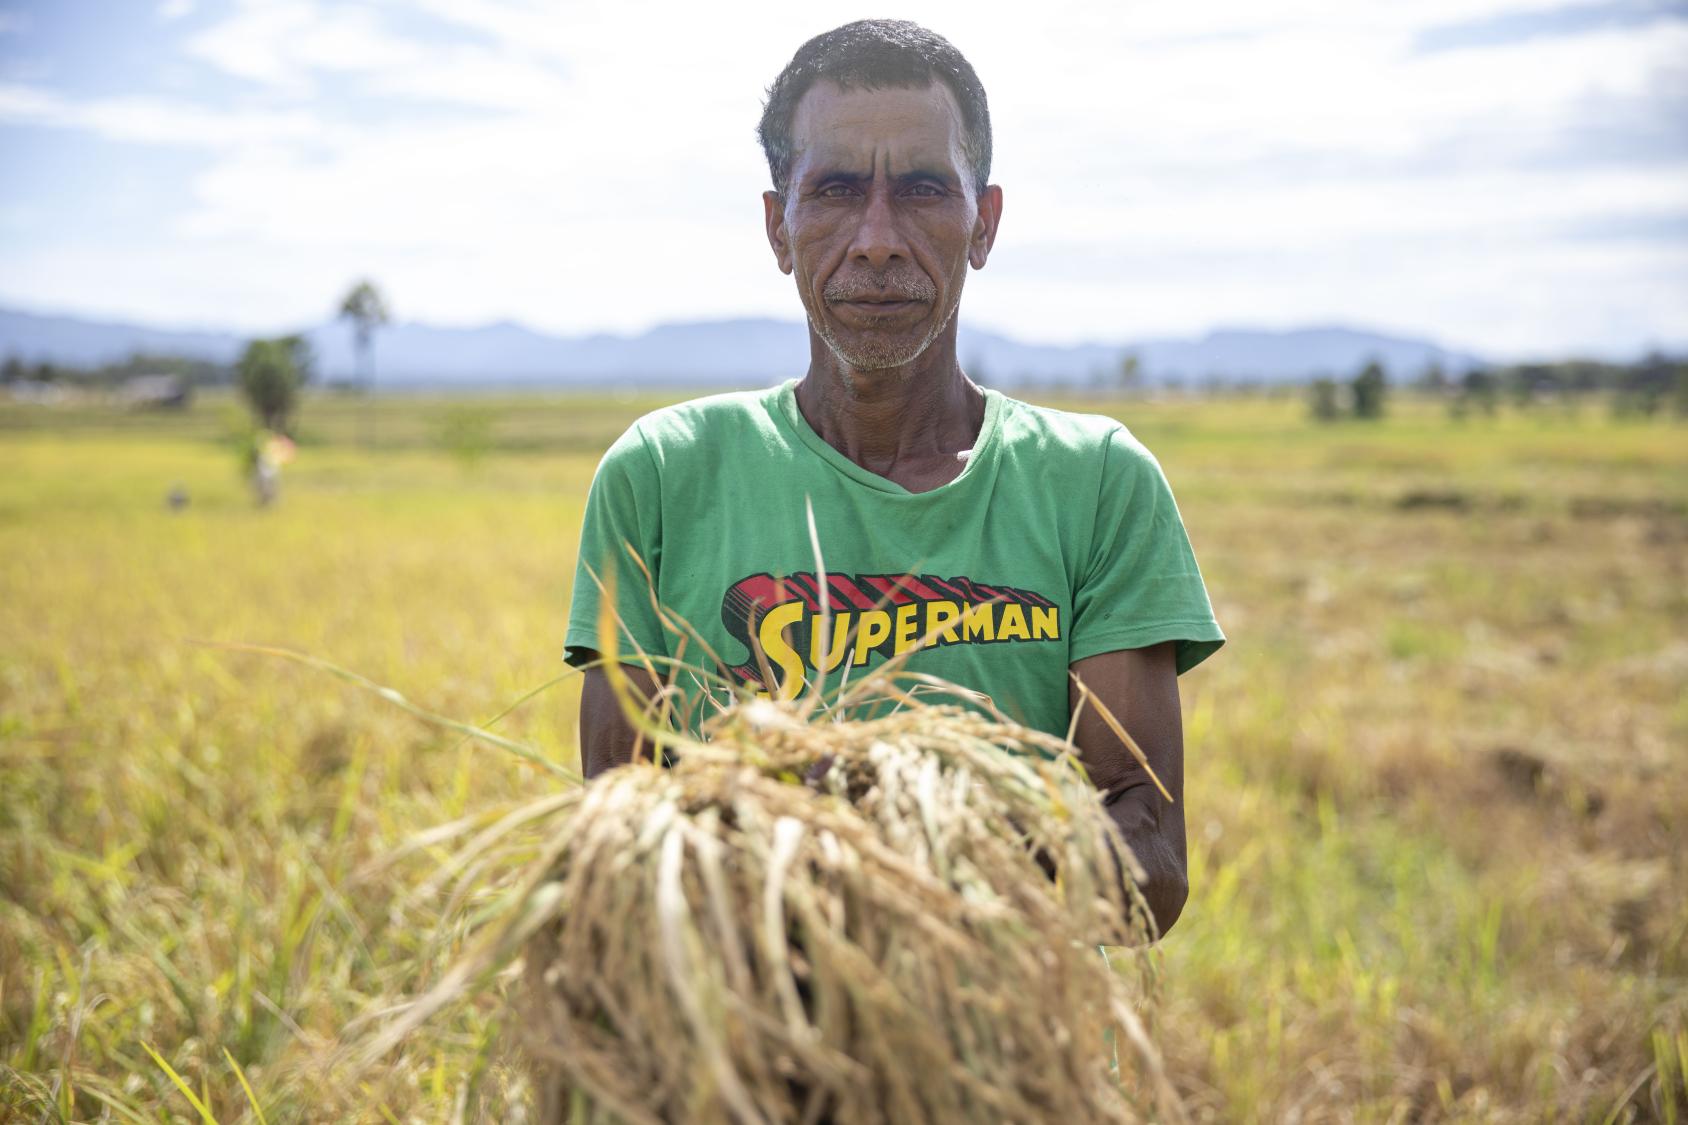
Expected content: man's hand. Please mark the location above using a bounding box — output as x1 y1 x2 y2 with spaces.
578 659 664 779
1068 642 1189 939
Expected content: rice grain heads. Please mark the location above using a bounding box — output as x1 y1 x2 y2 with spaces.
510 696 1181 1124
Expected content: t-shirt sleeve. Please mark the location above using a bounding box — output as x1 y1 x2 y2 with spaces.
1068 428 1225 674
563 423 671 669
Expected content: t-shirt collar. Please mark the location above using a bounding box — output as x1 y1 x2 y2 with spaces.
771 378 1004 497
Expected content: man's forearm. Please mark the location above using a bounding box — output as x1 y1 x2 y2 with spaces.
579 664 659 779
1103 783 1188 938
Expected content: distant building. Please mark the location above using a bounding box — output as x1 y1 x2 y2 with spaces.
7 379 71 405
121 374 193 410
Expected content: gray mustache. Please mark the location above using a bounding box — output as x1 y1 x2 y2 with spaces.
824 273 937 303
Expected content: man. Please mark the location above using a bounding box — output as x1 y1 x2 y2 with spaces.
564 19 1223 937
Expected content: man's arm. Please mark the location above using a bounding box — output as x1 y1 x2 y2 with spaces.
1068 641 1189 938
577 658 664 780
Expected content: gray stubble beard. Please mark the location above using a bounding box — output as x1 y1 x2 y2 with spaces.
809 280 966 382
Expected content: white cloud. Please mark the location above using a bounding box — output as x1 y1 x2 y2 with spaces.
0 82 335 146
158 0 196 21
2 0 1684 357
183 0 431 91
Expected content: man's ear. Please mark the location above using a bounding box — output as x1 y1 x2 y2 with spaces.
969 184 1004 270
763 190 794 275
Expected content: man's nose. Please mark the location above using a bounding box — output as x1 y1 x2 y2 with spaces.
846 187 909 270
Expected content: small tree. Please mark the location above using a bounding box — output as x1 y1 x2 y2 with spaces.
1456 369 1499 418
1414 361 1447 397
338 279 390 384
1118 352 1142 395
1309 378 1341 422
1505 363 1558 411
338 280 391 446
237 335 312 434
1351 360 1387 419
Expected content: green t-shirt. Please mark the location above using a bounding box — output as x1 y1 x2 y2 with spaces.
564 380 1223 739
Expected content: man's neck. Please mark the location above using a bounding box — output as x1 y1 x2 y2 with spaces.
794 324 985 493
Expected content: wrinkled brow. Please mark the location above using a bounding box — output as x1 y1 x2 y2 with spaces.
800 166 962 189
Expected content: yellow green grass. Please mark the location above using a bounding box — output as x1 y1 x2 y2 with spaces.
2 390 1684 1121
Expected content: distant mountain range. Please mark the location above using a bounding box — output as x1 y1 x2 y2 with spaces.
0 304 1486 388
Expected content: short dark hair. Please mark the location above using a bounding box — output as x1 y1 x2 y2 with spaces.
757 19 992 198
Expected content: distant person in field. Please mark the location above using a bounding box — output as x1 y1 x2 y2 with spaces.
246 430 294 507
564 19 1223 936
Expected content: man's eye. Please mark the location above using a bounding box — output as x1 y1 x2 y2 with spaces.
818 184 856 198
905 183 943 197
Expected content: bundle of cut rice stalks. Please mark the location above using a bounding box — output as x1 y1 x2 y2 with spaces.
348 677 1183 1124
525 696 1183 1124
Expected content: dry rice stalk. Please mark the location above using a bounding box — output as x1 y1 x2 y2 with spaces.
499 695 1180 1124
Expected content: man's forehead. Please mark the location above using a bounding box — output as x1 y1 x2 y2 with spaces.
788 81 966 171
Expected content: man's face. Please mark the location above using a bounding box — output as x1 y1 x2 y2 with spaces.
764 81 1002 373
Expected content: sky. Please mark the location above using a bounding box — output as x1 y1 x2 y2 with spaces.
1 0 1685 360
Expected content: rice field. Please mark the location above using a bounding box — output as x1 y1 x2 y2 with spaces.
2 388 1684 1121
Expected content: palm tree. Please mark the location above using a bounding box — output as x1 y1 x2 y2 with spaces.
337 280 391 445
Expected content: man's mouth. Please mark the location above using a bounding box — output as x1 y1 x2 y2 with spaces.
831 295 924 314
